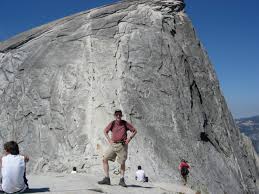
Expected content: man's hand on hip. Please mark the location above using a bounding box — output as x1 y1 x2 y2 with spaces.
125 138 131 145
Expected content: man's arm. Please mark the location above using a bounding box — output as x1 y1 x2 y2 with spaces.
21 155 29 163
104 130 114 144
178 163 182 170
24 155 29 163
104 122 114 144
128 129 137 140
125 122 137 144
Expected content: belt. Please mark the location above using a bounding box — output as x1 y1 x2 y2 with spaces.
114 140 125 144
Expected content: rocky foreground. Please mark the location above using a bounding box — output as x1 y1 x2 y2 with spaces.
26 173 197 194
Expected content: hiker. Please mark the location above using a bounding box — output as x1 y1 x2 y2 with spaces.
0 141 29 193
135 166 148 182
71 167 77 174
98 109 137 187
178 159 190 185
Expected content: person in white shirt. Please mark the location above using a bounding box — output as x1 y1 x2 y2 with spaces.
71 167 77 174
135 166 148 182
0 141 29 193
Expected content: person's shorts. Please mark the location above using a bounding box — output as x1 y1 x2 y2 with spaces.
103 143 128 164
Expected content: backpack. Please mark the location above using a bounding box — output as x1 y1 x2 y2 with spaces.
181 166 189 176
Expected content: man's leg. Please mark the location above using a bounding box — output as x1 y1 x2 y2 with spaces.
120 161 125 178
103 159 109 178
118 161 127 187
98 159 111 185
98 145 116 185
117 144 128 187
183 175 187 185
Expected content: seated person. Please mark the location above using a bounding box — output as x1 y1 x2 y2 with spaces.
135 166 148 182
0 141 29 193
71 167 77 174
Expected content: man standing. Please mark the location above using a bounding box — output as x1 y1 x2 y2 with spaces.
178 159 190 185
98 109 137 187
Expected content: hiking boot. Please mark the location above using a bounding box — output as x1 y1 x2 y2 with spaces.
98 177 111 185
119 177 127 187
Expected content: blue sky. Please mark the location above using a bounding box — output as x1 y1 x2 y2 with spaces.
0 0 258 118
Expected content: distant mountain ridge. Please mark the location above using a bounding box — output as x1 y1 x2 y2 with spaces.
236 115 259 153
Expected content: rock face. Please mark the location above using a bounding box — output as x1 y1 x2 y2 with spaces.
0 0 258 193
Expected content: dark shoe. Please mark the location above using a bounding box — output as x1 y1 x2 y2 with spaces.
119 177 127 187
98 177 111 185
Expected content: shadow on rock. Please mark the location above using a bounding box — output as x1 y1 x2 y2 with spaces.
127 184 154 189
88 188 104 193
24 188 50 193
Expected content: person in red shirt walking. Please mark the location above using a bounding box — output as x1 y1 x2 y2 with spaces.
178 159 190 185
98 109 137 187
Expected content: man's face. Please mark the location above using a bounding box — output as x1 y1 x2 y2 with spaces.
114 112 122 121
